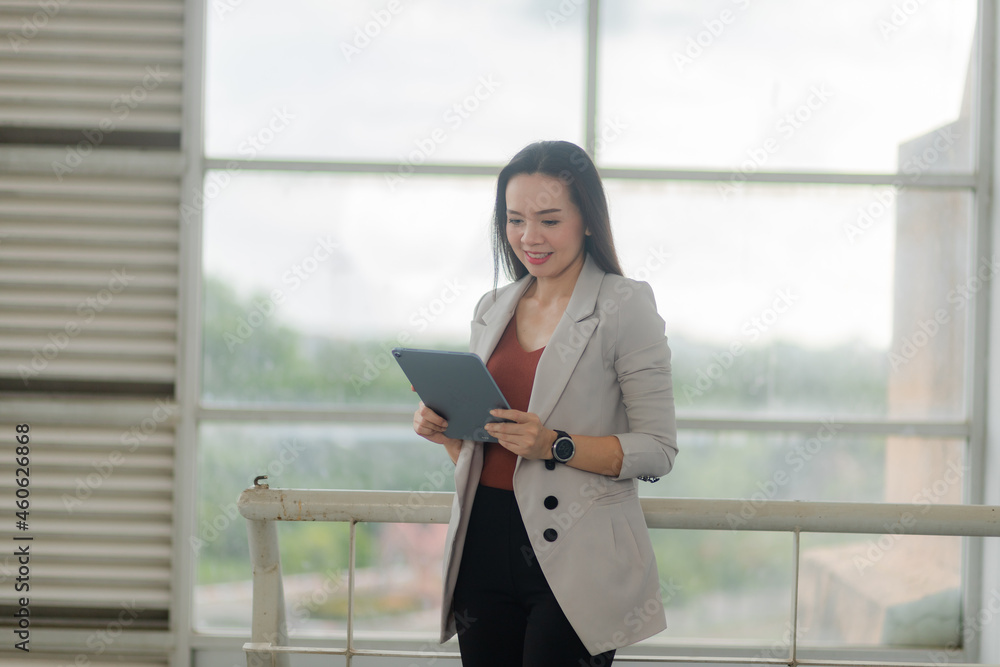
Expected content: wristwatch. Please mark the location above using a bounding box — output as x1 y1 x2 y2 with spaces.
551 430 576 464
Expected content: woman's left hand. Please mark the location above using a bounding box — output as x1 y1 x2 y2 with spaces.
484 409 556 460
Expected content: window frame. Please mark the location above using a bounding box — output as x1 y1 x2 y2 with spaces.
178 0 997 663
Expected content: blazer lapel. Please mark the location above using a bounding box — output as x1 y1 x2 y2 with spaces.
471 255 606 427
470 276 533 362
527 254 605 426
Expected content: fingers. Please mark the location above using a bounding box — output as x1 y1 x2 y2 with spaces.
486 410 540 435
485 420 539 441
412 402 463 454
414 417 446 436
413 401 449 442
490 408 525 422
417 401 448 429
485 416 553 460
485 423 526 440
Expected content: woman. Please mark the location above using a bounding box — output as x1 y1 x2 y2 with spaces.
412 140 677 666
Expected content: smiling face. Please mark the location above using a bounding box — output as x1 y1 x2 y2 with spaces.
504 172 588 283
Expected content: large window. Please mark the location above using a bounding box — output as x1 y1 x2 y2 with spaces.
194 0 984 657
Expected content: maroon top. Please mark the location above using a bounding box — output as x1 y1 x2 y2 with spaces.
479 312 544 490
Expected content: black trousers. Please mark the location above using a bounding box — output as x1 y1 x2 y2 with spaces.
452 484 616 667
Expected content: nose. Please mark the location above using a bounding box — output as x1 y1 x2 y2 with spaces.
521 220 543 246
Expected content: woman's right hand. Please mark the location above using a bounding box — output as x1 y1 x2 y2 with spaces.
413 401 463 462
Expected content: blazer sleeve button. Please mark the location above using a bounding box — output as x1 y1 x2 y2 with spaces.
544 496 558 510
543 528 558 542
545 460 556 470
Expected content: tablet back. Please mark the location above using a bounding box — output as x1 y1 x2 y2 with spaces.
393 348 511 443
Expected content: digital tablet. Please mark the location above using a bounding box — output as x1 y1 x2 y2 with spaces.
392 347 512 443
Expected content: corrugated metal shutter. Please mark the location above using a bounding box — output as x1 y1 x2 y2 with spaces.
0 0 183 134
0 0 185 660
0 147 181 389
0 404 175 624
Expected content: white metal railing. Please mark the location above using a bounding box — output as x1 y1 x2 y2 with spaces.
237 480 1000 667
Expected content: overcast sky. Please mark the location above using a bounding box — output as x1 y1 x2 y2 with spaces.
202 0 977 350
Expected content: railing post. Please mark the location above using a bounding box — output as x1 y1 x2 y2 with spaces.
790 529 800 667
246 516 289 667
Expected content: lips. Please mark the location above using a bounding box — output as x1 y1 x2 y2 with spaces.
525 251 552 265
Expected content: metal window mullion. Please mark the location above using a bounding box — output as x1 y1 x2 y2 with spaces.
602 168 976 188
197 404 969 438
676 416 969 437
585 0 600 156
968 0 997 508
963 1 999 663
175 1 208 667
203 156 976 189
204 158 500 176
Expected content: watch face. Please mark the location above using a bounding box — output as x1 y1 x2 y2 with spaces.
554 437 574 462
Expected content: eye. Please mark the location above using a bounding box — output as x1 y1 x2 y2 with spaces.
542 219 559 226
507 218 523 225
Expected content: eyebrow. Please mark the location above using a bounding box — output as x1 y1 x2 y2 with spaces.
507 208 562 216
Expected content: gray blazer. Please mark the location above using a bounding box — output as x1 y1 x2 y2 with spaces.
439 253 678 655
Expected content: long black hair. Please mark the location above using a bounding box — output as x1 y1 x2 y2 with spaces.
491 140 623 287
